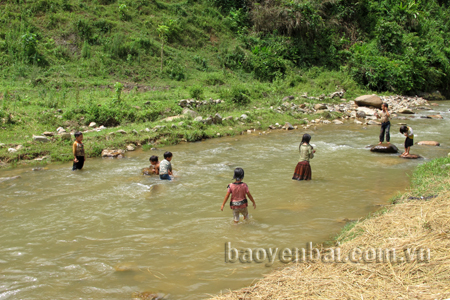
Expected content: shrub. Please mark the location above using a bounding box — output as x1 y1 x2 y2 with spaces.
190 85 204 99
230 85 250 105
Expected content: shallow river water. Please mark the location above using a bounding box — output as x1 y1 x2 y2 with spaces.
1 102 449 299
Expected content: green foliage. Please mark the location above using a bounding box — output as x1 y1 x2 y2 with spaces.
229 85 250 104
81 41 91 59
190 85 204 99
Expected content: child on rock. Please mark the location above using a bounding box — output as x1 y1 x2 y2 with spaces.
400 125 414 157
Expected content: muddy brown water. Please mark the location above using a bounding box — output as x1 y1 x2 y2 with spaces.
1 102 449 299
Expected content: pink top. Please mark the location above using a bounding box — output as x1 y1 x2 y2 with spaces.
228 182 249 209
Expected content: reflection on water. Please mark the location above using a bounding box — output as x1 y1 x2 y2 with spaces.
1 102 449 299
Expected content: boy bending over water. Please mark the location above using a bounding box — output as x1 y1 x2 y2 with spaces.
221 168 256 223
400 125 414 157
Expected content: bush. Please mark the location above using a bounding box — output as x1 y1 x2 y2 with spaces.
190 85 204 99
230 85 250 105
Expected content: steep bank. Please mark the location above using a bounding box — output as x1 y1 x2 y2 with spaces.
212 157 450 299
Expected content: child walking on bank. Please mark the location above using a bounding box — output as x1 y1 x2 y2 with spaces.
400 125 414 157
292 133 315 181
221 168 256 223
159 151 173 180
72 131 85 171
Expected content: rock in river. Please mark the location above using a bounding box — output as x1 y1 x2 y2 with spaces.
418 141 440 146
428 115 443 120
398 108 415 114
370 144 399 153
400 154 422 159
355 95 382 109
126 144 136 151
102 149 125 158
285 122 294 130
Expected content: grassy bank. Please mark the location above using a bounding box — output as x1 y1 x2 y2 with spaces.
0 67 366 168
212 157 450 299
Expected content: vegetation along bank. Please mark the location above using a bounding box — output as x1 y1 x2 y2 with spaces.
2 0 450 168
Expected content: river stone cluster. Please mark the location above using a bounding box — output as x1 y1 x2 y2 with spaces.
179 98 223 108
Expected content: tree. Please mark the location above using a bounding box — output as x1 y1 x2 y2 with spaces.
157 25 169 72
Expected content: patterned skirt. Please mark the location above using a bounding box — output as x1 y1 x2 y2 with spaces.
292 161 312 181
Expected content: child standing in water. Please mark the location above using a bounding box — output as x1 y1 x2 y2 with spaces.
149 155 160 175
375 103 390 144
221 168 256 223
400 125 414 157
159 151 173 180
72 131 85 171
292 133 315 181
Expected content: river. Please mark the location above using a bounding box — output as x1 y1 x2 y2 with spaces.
1 101 449 299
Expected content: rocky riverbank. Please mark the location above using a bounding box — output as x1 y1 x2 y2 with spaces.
0 93 445 168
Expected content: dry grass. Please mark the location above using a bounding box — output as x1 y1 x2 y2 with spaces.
212 178 450 300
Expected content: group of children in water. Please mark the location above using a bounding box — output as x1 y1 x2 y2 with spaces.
70 101 417 222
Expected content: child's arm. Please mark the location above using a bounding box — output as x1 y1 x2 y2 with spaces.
247 191 256 209
221 192 231 211
155 163 160 175
73 143 78 162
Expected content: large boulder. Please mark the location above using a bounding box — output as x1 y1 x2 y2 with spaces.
355 95 382 108
370 144 399 153
418 141 440 146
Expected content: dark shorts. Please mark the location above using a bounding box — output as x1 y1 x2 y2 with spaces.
405 137 414 148
72 156 85 171
160 174 171 180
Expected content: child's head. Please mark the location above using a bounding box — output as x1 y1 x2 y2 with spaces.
233 168 244 181
149 155 159 165
400 125 408 134
301 133 311 144
382 103 388 110
74 131 83 141
164 151 173 161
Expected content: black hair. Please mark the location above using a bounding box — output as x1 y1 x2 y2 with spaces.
300 133 311 149
233 168 244 181
74 131 83 138
400 125 408 134
382 103 388 108
164 151 173 159
149 155 159 162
